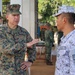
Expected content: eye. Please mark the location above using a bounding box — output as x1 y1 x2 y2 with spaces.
12 14 19 16
12 14 16 16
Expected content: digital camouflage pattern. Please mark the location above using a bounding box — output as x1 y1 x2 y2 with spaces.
0 24 36 75
45 30 54 61
6 4 21 14
58 31 63 44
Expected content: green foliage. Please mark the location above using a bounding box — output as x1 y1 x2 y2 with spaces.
62 0 75 6
3 0 10 2
2 0 10 12
38 0 75 25
2 0 10 23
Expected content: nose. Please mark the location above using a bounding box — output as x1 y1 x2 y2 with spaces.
14 16 20 21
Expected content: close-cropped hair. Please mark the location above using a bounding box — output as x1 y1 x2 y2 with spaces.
62 13 75 24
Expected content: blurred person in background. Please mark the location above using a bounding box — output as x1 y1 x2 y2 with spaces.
45 23 54 65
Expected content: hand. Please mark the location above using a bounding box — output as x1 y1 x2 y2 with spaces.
27 39 39 48
21 61 32 70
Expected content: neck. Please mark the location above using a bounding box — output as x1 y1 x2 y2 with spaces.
62 24 74 36
8 23 17 29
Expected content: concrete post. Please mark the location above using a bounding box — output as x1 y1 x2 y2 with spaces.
0 0 2 14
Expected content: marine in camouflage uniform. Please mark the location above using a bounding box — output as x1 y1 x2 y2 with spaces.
45 23 54 65
0 4 38 75
58 31 63 45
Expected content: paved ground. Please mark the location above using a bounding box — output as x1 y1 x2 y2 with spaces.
30 54 56 75
30 40 57 75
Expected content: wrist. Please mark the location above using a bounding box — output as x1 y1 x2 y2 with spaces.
28 60 33 63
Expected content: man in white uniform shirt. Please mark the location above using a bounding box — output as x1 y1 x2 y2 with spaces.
53 5 75 75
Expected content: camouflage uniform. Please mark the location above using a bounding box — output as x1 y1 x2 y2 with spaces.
40 28 45 41
0 24 36 75
45 29 54 61
58 31 63 44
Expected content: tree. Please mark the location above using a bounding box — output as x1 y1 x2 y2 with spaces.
2 0 10 24
38 0 62 25
2 0 10 13
62 0 75 6
38 0 75 25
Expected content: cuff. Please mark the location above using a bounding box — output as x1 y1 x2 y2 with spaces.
28 60 33 63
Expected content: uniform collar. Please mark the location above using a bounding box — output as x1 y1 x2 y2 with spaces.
3 24 19 34
61 29 75 43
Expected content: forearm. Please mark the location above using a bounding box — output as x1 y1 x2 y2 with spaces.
27 45 36 63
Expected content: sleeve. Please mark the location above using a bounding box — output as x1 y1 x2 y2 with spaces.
49 31 54 43
27 45 36 63
26 32 36 63
0 29 27 55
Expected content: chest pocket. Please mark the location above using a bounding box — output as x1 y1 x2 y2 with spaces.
14 34 26 43
57 46 67 56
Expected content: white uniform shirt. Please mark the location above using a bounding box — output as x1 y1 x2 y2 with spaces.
55 30 75 75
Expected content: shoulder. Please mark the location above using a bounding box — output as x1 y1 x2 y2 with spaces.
18 26 30 35
0 26 2 31
0 25 5 32
0 24 8 30
47 30 52 34
68 32 75 46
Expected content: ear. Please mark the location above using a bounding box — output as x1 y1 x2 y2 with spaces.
63 17 67 24
6 14 9 20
